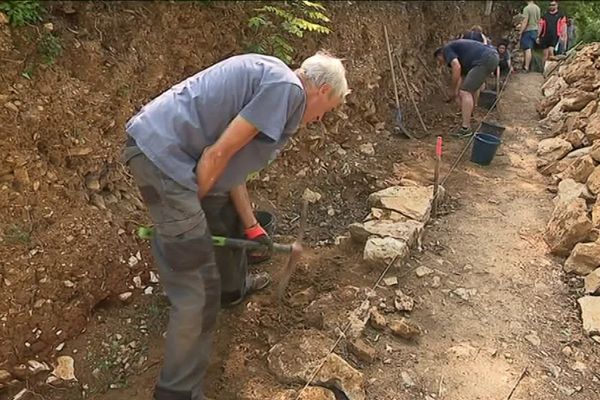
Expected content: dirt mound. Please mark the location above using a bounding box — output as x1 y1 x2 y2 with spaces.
535 43 600 336
0 0 515 391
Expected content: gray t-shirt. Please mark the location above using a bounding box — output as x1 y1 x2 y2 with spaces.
125 54 306 193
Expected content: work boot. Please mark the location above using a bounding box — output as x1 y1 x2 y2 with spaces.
246 271 271 293
226 272 271 307
451 126 473 138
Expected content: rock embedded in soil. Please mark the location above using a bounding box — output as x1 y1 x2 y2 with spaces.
369 307 387 331
590 142 600 163
394 289 414 312
289 286 318 307
415 266 433 277
302 188 322 204
368 185 438 222
564 241 600 276
544 198 593 256
578 296 600 336
347 338 377 364
363 236 409 267
359 143 375 156
388 318 421 340
559 129 586 149
267 329 335 384
315 353 365 400
584 268 600 294
561 90 596 112
274 387 337 400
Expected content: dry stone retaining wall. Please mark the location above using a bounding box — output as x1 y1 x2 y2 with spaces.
537 43 600 338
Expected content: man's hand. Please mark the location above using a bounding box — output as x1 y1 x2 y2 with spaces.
196 116 258 199
245 223 273 262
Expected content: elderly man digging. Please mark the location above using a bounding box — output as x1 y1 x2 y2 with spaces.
434 39 499 138
122 51 349 400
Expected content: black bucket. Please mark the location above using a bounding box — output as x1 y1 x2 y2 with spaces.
255 210 276 236
479 90 497 110
480 121 506 138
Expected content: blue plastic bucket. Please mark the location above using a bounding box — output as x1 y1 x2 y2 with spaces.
471 133 502 166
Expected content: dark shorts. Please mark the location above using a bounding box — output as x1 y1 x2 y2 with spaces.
540 34 559 50
520 30 537 50
461 53 500 93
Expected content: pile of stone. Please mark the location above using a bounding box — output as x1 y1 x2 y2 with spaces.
537 43 600 339
348 184 444 267
264 183 442 399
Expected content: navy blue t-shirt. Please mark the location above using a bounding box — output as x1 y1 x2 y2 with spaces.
442 39 498 73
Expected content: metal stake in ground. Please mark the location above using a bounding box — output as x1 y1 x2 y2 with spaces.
383 25 416 140
432 136 443 217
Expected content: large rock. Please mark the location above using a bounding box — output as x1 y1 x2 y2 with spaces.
565 146 593 159
267 330 335 384
314 354 365 400
590 142 600 163
348 219 424 247
537 138 573 168
564 241 600 276
561 90 597 112
592 198 600 227
303 287 367 335
363 237 409 267
562 58 594 84
559 129 586 149
553 179 592 207
587 166 600 195
584 268 600 294
542 75 567 97
578 296 600 336
539 157 574 177
368 185 438 222
585 112 600 142
544 198 593 256
581 100 598 119
558 155 595 183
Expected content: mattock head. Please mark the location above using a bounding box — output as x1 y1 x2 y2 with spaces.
275 199 309 302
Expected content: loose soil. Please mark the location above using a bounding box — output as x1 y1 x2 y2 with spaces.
2 2 599 400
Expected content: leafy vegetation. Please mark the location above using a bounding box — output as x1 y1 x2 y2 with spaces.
39 32 63 65
0 0 43 27
247 1 331 64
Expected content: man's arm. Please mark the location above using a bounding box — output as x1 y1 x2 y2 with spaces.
449 59 462 97
230 183 258 229
519 12 529 35
196 115 258 199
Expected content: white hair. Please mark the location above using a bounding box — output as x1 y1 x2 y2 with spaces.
300 51 350 99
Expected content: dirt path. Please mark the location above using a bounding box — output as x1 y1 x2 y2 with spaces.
369 72 599 399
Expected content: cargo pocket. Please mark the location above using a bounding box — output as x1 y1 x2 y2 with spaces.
154 212 215 272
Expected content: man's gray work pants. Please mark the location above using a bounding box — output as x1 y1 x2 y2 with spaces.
124 138 245 400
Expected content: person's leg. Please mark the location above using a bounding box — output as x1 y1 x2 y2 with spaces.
524 48 532 71
126 147 220 400
459 90 474 128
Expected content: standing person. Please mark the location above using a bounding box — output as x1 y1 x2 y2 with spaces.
434 39 499 138
519 0 541 72
122 51 349 400
538 0 567 63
